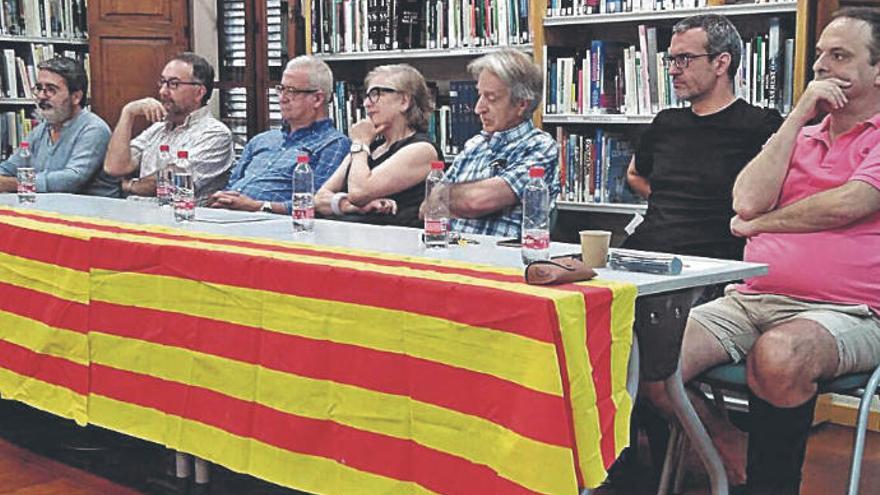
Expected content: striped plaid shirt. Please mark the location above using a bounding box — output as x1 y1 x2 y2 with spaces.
445 120 559 238
226 119 350 214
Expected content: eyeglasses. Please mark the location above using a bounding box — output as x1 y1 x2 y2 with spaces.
663 52 719 70
32 83 61 97
275 85 319 98
364 86 398 103
157 77 204 90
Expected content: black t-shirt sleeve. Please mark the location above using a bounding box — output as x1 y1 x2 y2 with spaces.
759 108 785 143
634 124 655 178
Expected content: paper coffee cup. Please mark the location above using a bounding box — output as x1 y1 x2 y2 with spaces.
579 230 611 268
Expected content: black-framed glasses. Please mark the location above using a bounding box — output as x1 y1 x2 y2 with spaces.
32 83 61 97
663 52 719 70
275 85 319 98
157 77 204 90
364 86 398 103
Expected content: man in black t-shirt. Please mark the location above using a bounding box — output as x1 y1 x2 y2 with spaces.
625 14 783 491
624 15 783 260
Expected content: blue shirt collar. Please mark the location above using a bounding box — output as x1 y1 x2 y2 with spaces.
281 118 335 138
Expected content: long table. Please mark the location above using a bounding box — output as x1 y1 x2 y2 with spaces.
0 194 766 495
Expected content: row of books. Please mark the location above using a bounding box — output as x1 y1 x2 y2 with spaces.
0 46 87 98
311 0 531 54
545 0 792 17
557 127 643 204
0 109 36 159
544 18 793 116
0 0 88 38
328 79 484 157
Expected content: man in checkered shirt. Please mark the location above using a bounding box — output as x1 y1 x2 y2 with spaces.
439 49 559 238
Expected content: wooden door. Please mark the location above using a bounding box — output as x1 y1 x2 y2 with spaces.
88 0 191 127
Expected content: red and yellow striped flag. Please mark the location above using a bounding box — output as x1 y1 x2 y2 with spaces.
0 206 635 494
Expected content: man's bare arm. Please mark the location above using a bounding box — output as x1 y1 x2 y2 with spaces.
731 180 880 237
733 78 851 219
104 98 167 177
626 157 651 199
0 176 17 192
122 174 158 196
448 177 518 219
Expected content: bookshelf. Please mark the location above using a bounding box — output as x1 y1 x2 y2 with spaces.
543 1 800 26
314 43 535 62
541 0 813 216
302 0 542 159
0 0 89 159
558 200 646 215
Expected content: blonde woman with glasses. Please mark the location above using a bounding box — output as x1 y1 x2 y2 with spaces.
316 64 442 227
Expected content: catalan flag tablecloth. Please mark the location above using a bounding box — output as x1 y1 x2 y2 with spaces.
0 206 636 494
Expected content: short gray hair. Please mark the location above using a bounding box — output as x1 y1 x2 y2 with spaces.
467 49 543 119
672 14 742 80
285 55 334 107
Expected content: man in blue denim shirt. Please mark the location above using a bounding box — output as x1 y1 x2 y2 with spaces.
209 56 350 214
437 49 558 238
0 57 119 197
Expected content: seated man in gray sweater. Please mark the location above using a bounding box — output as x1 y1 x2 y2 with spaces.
0 56 119 197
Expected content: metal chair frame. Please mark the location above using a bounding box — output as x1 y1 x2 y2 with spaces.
659 362 880 495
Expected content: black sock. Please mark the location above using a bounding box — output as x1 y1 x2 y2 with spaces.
746 393 817 495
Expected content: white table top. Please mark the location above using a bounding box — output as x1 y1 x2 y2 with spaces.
0 194 767 296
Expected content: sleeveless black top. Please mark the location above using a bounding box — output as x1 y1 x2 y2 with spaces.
341 132 442 227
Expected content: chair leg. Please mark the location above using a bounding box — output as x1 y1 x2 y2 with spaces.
847 364 880 495
672 432 688 494
657 426 680 495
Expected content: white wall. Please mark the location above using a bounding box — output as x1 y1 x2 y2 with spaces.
192 0 221 117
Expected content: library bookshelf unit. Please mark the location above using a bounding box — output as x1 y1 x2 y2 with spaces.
304 0 541 163
0 0 89 159
539 0 816 241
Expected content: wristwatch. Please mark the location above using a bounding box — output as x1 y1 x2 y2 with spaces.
124 177 140 194
260 201 273 213
350 142 367 155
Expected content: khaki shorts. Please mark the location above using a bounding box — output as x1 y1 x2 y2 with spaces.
690 286 880 377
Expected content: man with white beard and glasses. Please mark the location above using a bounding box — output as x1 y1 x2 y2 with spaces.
103 52 233 205
0 56 119 196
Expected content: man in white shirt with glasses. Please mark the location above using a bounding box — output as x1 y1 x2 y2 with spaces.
104 52 234 205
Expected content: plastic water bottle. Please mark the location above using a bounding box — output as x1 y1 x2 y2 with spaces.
521 165 551 264
172 150 195 222
291 154 314 232
16 142 35 204
156 144 173 207
423 160 449 248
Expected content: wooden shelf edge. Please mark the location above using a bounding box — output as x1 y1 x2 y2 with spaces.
543 1 799 27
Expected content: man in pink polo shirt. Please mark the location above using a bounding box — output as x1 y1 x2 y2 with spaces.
645 7 880 494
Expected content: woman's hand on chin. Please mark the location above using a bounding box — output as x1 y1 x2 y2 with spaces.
349 118 381 145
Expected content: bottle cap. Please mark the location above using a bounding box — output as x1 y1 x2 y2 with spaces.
177 150 188 159
528 166 545 178
20 142 29 149
159 144 170 152
297 154 309 163
430 160 444 170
